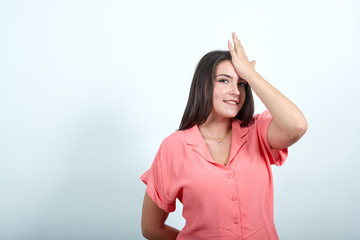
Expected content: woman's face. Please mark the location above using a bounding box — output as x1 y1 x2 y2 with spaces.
209 60 246 121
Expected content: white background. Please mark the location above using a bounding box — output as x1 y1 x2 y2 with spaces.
1 0 359 239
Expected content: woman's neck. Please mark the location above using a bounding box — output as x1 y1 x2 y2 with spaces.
199 117 232 138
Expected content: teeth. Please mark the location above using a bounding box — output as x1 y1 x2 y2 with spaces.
225 101 237 104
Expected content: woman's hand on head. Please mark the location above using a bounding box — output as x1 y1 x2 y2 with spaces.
228 33 308 147
227 32 256 80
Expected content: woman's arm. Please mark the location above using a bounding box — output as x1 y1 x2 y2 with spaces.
228 33 308 149
141 192 180 240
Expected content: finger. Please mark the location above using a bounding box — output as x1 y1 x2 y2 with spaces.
228 40 235 55
232 32 244 51
250 60 256 69
231 33 238 52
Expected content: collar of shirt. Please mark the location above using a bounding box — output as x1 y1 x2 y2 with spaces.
184 119 250 168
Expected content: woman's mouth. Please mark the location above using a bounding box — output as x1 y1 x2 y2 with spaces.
223 100 239 105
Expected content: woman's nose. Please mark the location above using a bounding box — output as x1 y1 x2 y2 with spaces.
230 83 240 95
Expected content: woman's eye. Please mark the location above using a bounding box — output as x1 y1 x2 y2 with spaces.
219 79 229 83
238 82 246 87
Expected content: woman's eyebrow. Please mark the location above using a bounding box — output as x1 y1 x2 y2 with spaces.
215 74 232 78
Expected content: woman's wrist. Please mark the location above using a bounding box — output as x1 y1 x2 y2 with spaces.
242 70 260 84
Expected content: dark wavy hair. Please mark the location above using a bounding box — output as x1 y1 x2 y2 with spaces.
179 50 254 130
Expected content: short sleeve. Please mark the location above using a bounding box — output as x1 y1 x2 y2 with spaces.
140 141 177 213
256 110 288 166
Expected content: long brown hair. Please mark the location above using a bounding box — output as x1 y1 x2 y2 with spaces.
179 50 254 130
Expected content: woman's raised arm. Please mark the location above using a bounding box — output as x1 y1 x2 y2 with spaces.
228 32 308 149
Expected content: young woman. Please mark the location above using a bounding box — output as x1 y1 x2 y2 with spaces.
140 33 307 240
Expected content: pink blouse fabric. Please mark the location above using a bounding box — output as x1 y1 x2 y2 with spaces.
141 111 288 240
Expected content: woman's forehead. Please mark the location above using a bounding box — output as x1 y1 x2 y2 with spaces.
215 60 239 79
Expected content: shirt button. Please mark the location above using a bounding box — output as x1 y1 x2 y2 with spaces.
228 174 233 179
234 219 239 224
232 195 237 201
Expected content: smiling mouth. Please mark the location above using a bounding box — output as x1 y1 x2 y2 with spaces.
223 100 239 105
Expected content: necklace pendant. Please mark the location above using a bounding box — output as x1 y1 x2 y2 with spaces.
218 141 223 146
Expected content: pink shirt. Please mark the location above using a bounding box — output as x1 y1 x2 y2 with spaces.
141 111 288 239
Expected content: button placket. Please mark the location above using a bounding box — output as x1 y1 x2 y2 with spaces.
226 171 241 227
